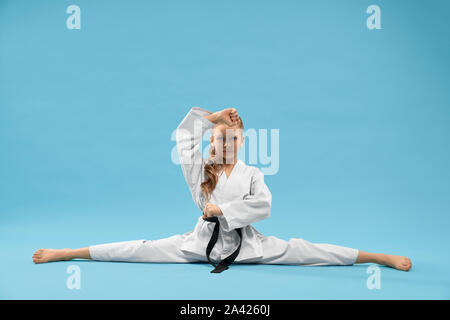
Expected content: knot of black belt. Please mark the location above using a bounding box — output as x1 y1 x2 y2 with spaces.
202 216 242 273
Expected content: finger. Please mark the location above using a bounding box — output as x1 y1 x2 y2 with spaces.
228 109 237 116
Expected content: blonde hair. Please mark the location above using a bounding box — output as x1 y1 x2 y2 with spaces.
200 116 244 202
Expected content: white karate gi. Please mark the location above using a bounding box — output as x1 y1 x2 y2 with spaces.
89 107 359 267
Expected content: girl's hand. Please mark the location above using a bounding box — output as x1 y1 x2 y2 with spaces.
202 203 223 218
207 108 240 126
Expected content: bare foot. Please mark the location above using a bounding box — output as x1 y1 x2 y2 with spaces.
32 248 71 264
380 254 412 271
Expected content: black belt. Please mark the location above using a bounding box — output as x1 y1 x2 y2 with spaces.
202 216 242 273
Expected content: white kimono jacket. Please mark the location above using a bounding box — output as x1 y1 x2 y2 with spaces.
175 107 272 262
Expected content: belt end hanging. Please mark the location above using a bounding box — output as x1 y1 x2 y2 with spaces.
210 264 229 273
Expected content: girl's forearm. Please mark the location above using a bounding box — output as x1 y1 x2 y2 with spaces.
205 112 220 124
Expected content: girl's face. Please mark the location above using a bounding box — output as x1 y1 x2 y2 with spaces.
211 125 244 164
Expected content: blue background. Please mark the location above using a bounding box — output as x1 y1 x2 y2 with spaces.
1 0 449 299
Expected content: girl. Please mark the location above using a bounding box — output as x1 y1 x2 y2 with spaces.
32 107 412 272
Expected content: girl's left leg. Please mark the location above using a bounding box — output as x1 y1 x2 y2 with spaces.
241 235 412 271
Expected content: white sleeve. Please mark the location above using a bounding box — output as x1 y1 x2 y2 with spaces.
176 107 216 211
217 168 272 232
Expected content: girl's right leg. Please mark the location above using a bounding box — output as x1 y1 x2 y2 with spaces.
32 234 203 264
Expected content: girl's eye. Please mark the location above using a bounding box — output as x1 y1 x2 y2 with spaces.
215 136 237 143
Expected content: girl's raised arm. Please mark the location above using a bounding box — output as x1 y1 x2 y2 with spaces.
176 107 216 210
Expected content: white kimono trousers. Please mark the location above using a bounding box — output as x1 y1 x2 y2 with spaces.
89 107 359 267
